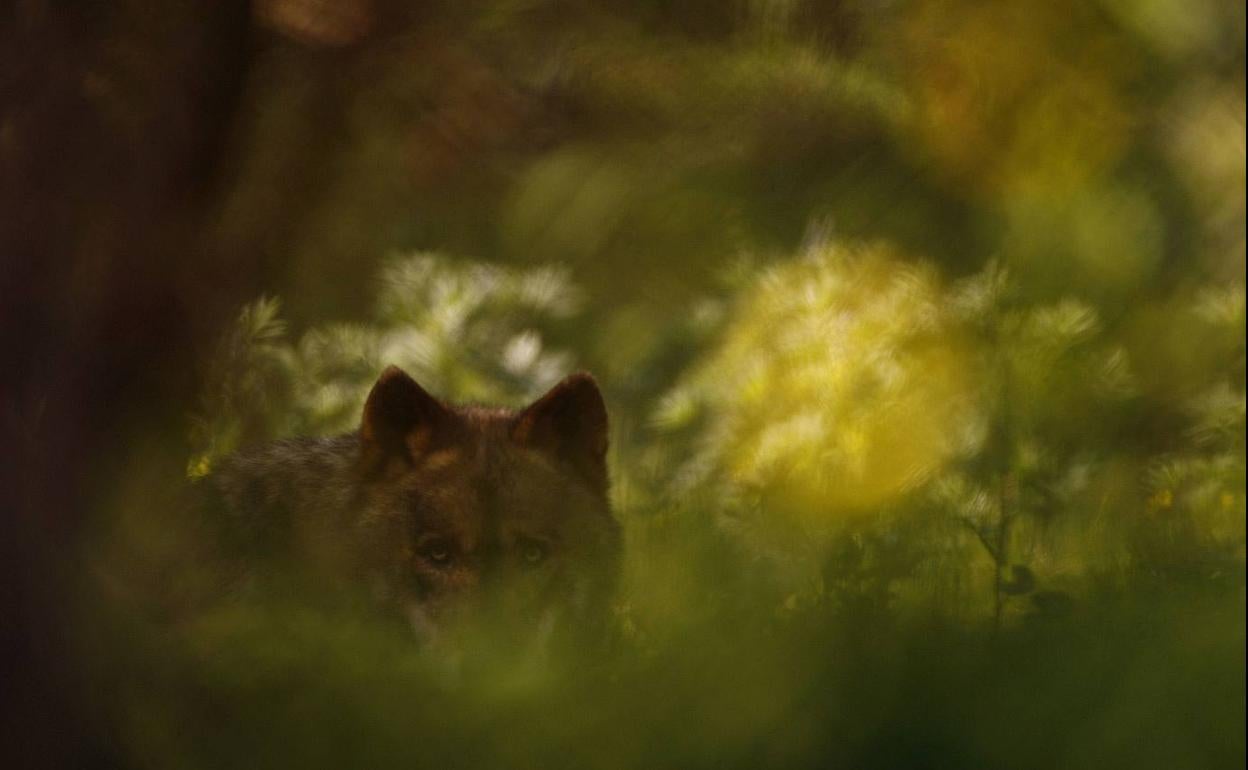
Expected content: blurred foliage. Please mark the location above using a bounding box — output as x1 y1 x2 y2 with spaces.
65 0 1246 767
187 252 582 474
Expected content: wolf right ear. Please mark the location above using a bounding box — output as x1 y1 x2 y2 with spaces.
359 366 452 470
512 372 609 492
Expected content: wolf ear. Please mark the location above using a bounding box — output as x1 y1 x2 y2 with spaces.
359 365 452 469
512 372 609 491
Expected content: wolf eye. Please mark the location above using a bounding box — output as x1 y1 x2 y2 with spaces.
518 538 549 566
418 537 454 566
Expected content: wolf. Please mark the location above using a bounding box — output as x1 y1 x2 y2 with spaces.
202 366 620 647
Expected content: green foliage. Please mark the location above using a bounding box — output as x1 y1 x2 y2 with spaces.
79 0 1245 767
188 253 583 473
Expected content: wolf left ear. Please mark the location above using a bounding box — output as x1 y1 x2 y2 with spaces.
359 365 453 471
512 372 609 491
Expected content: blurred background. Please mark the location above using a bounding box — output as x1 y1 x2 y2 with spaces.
1 0 1244 767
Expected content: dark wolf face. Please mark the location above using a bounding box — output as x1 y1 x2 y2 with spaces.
353 366 619 647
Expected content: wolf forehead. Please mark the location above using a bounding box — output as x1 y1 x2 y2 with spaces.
377 415 609 518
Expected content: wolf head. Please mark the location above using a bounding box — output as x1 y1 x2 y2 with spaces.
353 366 619 647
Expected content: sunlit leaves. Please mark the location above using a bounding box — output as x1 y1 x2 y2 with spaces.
660 241 978 523
188 297 295 477
189 254 583 468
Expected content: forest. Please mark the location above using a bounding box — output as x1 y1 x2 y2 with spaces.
1 1 1243 768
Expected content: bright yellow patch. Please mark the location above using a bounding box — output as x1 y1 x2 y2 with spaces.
689 242 976 525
